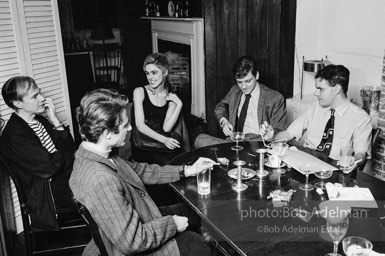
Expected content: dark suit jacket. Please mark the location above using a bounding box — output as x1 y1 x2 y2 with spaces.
1 113 75 231
70 145 181 256
214 83 287 133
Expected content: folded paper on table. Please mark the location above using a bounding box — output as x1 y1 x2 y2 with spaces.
326 186 378 208
281 147 338 174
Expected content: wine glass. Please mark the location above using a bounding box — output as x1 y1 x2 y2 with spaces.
326 216 349 256
319 201 351 256
342 236 373 256
270 142 289 174
230 132 245 151
298 162 314 191
314 167 333 189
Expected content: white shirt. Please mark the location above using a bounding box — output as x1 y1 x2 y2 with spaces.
237 84 260 134
287 100 372 160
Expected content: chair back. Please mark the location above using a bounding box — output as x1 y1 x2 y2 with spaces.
75 200 108 256
92 43 122 89
372 128 381 145
0 158 33 255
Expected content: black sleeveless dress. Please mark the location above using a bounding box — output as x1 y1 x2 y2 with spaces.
131 86 184 164
131 87 184 206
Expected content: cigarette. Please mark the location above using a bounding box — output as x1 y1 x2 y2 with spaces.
248 153 257 157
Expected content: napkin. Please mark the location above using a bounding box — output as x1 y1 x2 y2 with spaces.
281 147 338 174
326 183 378 208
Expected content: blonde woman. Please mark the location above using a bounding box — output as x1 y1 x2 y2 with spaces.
132 53 189 164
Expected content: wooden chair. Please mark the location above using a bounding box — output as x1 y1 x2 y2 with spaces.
75 200 108 256
92 43 122 89
362 128 381 175
0 158 89 255
200 226 232 256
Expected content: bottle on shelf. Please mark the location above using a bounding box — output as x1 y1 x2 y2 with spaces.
179 1 184 17
144 0 149 16
184 0 189 17
156 3 160 17
175 1 179 17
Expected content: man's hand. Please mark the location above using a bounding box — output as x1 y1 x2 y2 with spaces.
43 98 61 127
172 215 188 232
221 119 233 137
260 121 274 141
184 157 216 177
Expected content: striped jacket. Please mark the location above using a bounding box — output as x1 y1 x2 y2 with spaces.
70 145 181 256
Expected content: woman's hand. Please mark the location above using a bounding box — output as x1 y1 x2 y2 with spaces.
163 137 180 150
165 93 182 106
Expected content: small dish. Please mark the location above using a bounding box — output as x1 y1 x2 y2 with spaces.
227 168 256 180
264 159 286 168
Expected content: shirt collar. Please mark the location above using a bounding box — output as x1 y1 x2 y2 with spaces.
334 99 350 117
243 82 260 98
319 99 350 117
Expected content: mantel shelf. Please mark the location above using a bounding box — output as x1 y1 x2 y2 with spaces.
141 16 203 22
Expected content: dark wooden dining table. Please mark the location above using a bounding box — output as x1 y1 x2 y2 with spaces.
168 140 385 256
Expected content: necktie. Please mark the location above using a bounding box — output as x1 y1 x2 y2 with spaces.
316 108 335 156
236 94 251 132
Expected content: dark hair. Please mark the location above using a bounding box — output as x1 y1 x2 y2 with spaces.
232 56 258 79
315 64 350 95
76 88 129 143
2 76 38 109
143 53 172 92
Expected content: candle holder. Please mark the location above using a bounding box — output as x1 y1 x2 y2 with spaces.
232 160 248 192
255 148 269 177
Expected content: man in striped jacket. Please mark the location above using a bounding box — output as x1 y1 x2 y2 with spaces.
0 76 75 231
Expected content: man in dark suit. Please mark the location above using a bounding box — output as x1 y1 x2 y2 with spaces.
1 76 75 231
195 56 287 148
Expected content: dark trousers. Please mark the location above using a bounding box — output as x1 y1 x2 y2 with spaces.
159 204 211 256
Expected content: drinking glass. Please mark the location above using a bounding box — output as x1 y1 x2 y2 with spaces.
326 216 349 256
298 162 314 191
270 142 289 174
230 132 245 151
339 147 355 174
196 162 212 195
342 236 373 256
314 168 333 189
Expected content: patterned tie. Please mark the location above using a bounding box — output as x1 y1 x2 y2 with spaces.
316 108 335 156
236 94 251 132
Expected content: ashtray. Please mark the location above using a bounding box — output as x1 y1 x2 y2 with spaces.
227 168 256 180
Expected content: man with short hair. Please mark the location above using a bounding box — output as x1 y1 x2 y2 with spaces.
262 64 372 172
194 55 287 148
0 76 75 231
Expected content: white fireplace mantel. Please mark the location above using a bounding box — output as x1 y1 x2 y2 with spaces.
143 17 205 120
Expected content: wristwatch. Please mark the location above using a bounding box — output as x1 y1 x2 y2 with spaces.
179 165 187 179
168 1 175 17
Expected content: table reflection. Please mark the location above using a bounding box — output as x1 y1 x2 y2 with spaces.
168 141 385 255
